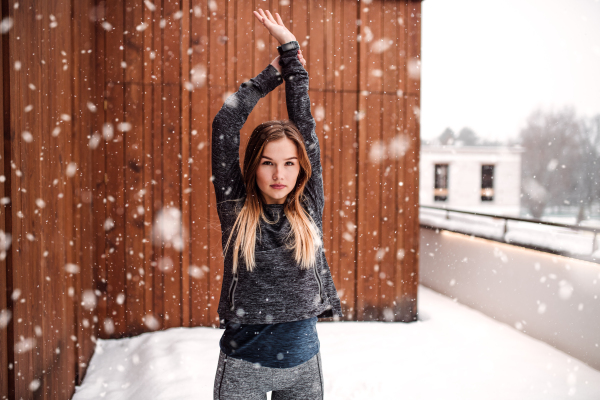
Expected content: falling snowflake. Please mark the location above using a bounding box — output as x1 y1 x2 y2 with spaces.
103 122 114 140
66 162 78 177
144 0 156 11
82 290 97 310
14 337 36 354
64 263 80 274
104 318 115 335
191 64 207 88
143 314 160 330
21 131 33 143
0 309 11 328
407 58 421 80
117 122 132 132
1 17 14 33
87 102 98 113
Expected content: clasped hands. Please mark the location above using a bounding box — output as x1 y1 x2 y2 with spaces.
253 8 306 73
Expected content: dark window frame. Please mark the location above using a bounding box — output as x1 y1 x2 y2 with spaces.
481 164 494 202
434 163 449 202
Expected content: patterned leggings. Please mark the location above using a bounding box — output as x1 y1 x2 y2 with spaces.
213 350 324 399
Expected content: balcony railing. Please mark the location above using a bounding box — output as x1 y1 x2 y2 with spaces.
419 205 600 264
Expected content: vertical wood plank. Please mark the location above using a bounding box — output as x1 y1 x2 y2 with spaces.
57 0 77 390
151 0 166 329
93 0 110 345
323 0 335 90
142 0 158 329
291 0 309 74
394 1 408 321
236 0 255 141
356 0 383 320
406 0 421 97
403 0 421 321
338 0 359 320
226 0 236 92
253 0 270 130
379 0 400 319
104 0 127 338
342 0 358 92
308 0 325 90
208 0 228 327
190 0 211 327
181 0 192 329
324 91 345 313
394 93 407 319
268 0 282 121
162 0 183 330
7 0 28 397
23 1 43 396
0 2 9 395
339 92 358 321
276 0 291 119
72 0 97 383
380 98 399 318
324 0 343 314
356 92 382 320
124 0 147 336
382 2 399 94
138 0 157 331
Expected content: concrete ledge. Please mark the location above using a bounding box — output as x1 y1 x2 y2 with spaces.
419 227 600 371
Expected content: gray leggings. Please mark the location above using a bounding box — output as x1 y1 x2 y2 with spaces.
213 350 324 399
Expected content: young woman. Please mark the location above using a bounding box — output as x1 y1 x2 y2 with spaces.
211 9 343 399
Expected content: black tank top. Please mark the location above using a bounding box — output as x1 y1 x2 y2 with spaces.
219 316 319 368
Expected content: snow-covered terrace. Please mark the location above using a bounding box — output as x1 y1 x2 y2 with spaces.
71 285 600 399
71 207 600 399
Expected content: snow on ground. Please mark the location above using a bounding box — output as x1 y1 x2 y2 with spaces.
71 285 600 400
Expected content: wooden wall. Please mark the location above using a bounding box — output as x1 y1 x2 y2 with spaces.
0 0 421 398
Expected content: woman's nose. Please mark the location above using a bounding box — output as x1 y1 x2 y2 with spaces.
273 165 284 179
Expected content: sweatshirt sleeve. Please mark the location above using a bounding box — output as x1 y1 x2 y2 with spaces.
211 64 283 205
279 47 324 216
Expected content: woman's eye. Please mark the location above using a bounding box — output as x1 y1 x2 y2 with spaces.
262 161 295 166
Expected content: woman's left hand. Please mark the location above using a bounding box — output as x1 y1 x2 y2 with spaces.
253 9 296 45
271 49 306 74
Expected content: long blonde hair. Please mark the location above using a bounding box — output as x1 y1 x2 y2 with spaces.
222 120 322 273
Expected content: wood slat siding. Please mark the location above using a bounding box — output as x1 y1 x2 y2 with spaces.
1 2 11 398
72 0 97 384
1 1 421 397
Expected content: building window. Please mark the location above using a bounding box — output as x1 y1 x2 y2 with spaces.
434 164 448 202
481 164 494 201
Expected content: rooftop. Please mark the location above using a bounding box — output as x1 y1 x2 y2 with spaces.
71 285 600 399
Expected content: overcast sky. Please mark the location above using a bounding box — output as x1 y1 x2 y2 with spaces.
420 0 600 142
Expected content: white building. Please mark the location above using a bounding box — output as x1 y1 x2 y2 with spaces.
419 145 524 216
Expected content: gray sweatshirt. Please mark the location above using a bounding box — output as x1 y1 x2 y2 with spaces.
211 47 344 328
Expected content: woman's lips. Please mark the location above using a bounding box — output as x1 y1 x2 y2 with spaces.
271 185 286 189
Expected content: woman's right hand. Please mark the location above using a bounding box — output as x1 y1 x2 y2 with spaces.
253 9 296 45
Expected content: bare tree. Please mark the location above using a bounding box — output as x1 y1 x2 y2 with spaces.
519 107 599 223
576 114 600 223
456 127 479 145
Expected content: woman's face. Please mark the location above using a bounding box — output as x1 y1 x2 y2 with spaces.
255 137 301 205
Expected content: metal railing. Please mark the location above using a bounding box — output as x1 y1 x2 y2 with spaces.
419 205 600 264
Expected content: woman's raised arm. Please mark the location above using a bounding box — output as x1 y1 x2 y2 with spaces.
254 8 324 214
211 65 282 204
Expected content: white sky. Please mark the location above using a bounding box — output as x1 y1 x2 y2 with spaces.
421 0 600 142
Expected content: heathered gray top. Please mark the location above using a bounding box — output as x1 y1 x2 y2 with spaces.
211 47 344 328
